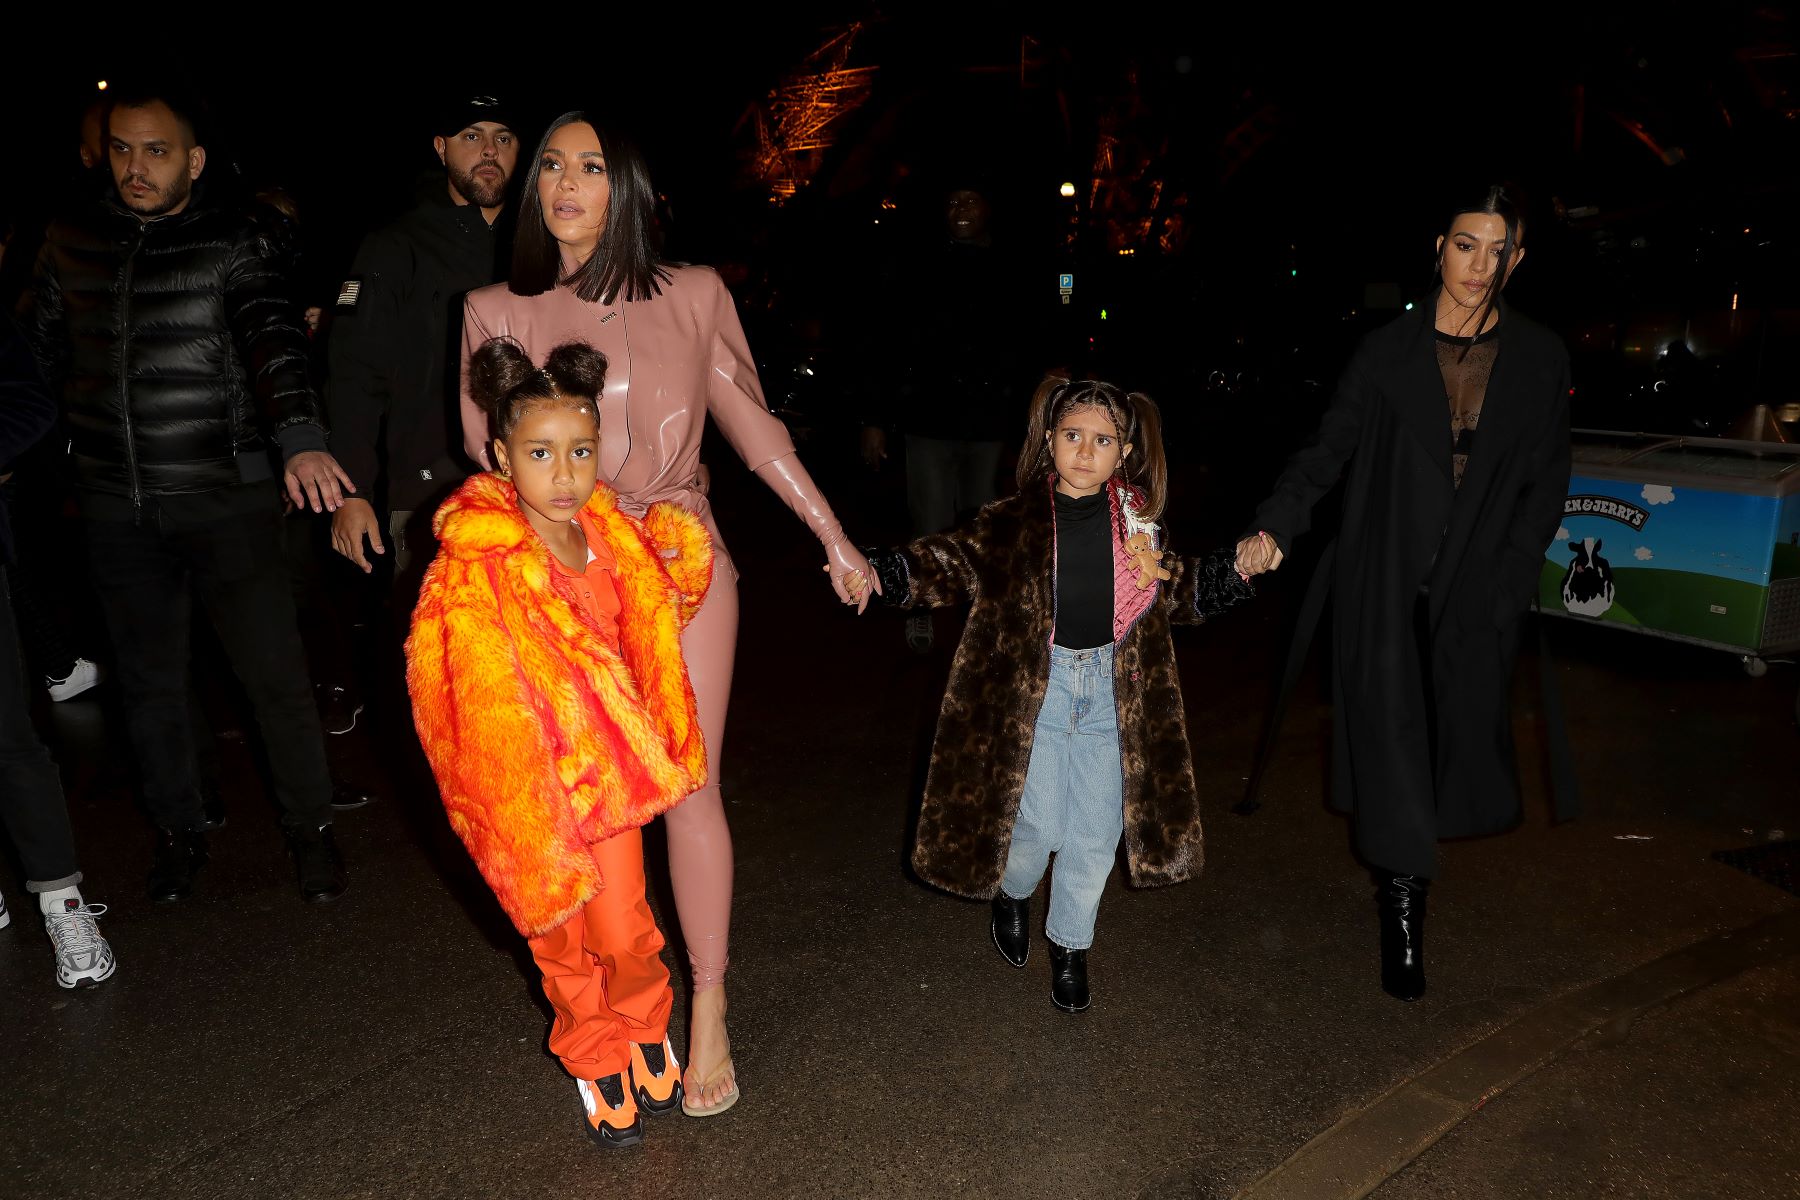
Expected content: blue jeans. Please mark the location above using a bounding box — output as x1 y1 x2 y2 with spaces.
1000 643 1124 950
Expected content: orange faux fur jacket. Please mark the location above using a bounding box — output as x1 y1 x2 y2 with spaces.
406 471 713 938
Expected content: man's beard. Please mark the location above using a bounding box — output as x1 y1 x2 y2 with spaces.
450 164 507 209
119 171 193 217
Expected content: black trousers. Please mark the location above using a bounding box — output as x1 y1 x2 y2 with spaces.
85 501 333 832
0 568 81 889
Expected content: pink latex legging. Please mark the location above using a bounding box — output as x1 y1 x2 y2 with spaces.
664 542 738 993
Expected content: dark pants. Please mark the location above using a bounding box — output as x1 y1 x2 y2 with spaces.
905 435 1004 537
0 568 81 889
85 502 333 833
2 476 80 681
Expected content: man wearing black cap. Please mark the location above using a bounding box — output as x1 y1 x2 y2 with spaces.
326 95 520 591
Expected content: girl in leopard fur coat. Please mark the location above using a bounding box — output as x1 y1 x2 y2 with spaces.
864 377 1255 1011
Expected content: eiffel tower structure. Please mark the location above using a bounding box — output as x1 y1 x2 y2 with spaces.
747 23 879 201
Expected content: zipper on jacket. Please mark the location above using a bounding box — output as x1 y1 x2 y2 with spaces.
118 229 145 521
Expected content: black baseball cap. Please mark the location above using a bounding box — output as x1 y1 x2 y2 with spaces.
440 95 515 137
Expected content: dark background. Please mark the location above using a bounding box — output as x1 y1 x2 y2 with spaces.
6 5 1798 447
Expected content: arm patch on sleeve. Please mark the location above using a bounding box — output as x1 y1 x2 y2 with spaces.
335 277 363 311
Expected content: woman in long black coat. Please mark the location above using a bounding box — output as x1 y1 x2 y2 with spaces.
1238 187 1571 1001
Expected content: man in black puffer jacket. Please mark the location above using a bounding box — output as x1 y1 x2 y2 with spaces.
19 85 352 906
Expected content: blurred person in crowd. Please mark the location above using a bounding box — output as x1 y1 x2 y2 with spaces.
0 313 116 988
18 83 361 905
861 178 1034 652
0 209 103 702
327 94 519 599
76 98 106 172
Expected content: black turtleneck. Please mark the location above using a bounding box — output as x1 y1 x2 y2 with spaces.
1054 489 1114 649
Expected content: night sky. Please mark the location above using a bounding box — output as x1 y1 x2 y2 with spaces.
7 6 1798 422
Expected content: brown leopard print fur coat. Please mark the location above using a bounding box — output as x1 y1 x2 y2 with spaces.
867 482 1254 900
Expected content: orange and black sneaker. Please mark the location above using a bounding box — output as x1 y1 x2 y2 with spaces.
630 1037 684 1116
576 1074 643 1148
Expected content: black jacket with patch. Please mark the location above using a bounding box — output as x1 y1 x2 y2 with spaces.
325 190 507 513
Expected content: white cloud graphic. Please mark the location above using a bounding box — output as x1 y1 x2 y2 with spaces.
1556 526 1571 541
1635 546 1654 561
1641 484 1675 506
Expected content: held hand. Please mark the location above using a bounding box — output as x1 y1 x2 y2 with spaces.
822 541 881 614
860 426 888 471
285 450 356 514
1234 532 1284 577
330 498 385 573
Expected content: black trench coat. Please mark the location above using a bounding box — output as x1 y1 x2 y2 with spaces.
1252 299 1571 878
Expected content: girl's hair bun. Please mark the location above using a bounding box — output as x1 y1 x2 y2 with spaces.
468 337 539 416
468 337 609 441
543 342 608 399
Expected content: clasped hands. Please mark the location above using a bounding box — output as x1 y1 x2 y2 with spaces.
821 540 881 614
1234 531 1284 578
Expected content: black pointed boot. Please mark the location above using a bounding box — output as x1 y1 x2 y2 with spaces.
990 893 1030 968
1048 943 1090 1013
1376 871 1429 1002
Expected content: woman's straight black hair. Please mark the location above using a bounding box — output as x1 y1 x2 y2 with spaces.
1441 185 1524 353
510 111 670 305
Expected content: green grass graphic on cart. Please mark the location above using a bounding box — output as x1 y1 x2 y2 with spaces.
1538 560 1640 624
1538 560 1766 643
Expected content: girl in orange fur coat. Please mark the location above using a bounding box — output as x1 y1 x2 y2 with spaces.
407 337 712 1150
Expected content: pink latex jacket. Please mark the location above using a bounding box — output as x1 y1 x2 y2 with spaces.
461 265 835 562
458 264 857 1001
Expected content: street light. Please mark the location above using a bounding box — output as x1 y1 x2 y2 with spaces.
1059 181 1076 198
96 80 108 90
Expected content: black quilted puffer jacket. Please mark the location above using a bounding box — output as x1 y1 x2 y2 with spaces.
20 190 327 502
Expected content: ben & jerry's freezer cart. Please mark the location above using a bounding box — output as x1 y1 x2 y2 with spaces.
1538 431 1800 717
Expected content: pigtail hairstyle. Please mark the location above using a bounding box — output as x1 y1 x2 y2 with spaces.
1016 374 1168 521
468 337 609 441
1120 389 1168 522
1015 373 1073 491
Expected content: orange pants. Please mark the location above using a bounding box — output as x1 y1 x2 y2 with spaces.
526 828 673 1081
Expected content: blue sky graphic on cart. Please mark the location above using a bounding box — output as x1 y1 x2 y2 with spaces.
1541 476 1784 649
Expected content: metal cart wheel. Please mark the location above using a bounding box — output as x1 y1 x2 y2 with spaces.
1743 656 1769 678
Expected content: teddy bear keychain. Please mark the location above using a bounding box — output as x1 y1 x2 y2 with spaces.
1125 532 1172 590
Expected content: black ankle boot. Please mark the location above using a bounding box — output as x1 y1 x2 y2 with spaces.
148 828 209 903
990 893 1030 968
1376 871 1429 1002
1048 943 1090 1012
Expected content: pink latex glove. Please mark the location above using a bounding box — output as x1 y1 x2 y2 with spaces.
753 454 879 614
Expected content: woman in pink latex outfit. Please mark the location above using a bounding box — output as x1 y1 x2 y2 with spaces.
460 112 874 1117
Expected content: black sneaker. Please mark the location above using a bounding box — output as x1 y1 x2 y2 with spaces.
197 785 227 832
315 684 364 736
287 824 347 903
904 611 934 654
330 782 376 811
148 828 209 903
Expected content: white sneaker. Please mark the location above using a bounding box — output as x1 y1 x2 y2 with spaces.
45 899 116 988
46 658 102 702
